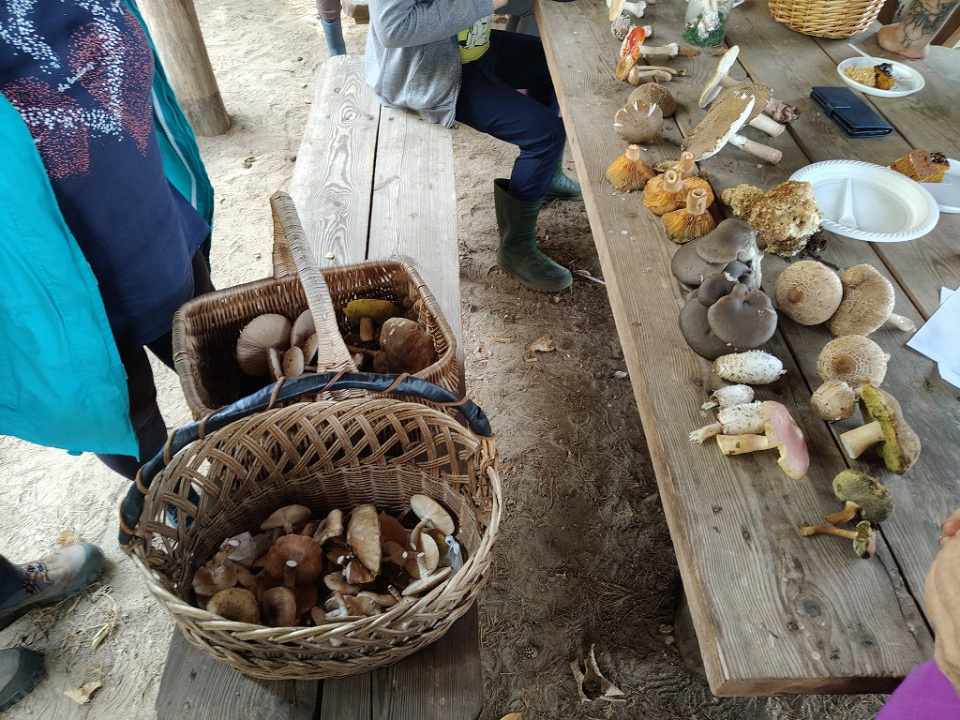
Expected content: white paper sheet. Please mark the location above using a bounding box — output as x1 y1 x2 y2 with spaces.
907 287 960 387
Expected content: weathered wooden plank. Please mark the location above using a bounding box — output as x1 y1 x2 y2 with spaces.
156 630 317 720
368 107 463 350
536 0 934 695
290 54 381 266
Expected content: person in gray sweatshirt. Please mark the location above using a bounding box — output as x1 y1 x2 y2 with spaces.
365 0 581 292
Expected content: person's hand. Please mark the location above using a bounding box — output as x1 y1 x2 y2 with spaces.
925 523 960 694
940 508 960 546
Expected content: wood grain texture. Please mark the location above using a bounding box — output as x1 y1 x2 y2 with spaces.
535 0 942 695
156 630 317 720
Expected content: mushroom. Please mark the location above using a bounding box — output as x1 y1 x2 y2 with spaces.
343 298 403 328
380 317 437 375
236 314 292 378
702 383 754 409
290 309 316 350
401 566 452 597
605 144 655 192
774 260 843 326
282 345 305 378
715 400 809 480
713 83 786 137
689 400 764 443
312 508 345 544
263 534 325 584
838 385 921 475
608 0 646 21
699 45 801 123
346 504 382 575
260 504 312 535
670 218 759 287
358 590 399 609
625 66 676 86
682 91 783 165
643 168 714 216
628 83 676 117
261 586 298 627
810 379 857 422
616 26 678 81
610 12 634 41
378 512 410 548
678 291 735 361
405 531 441 580
824 470 894 525
344 558 377 585
410 494 456 536
705 283 778 349
816 336 889 389
722 181 823 257
826 264 917 336
714 349 785 385
613 100 663 144
661 187 717 243
381 540 409 566
799 521 876 559
192 544 240 598
205 587 261 624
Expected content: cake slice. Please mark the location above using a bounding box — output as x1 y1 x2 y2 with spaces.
889 150 949 183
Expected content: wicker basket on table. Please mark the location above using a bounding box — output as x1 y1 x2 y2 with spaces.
172 191 460 418
768 0 886 38
118 373 500 680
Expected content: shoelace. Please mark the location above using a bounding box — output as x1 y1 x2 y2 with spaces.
21 563 49 596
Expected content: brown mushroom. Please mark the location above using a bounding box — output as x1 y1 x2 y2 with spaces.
774 261 843 326
205 587 261 624
380 318 437 375
715 400 809 480
323 571 361 595
236 314 292 378
406 531 441 580
613 100 664 144
705 283 778 349
378 512 409 548
410 494 456 536
312 508 345 544
605 144 655 192
261 586 298 627
628 83 676 117
816 336 889 389
290 309 316 349
810 379 858 422
260 504 312 535
682 91 782 165
282 345 305 378
401 566 453 596
699 45 800 123
799 521 876 559
713 83 785 137
838 385 921 475
344 558 377 585
192 545 240 598
346 504 382 575
263 534 325 584
826 264 917 336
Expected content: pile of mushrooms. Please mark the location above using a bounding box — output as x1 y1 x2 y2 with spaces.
614 25 683 86
671 219 781 360
191 496 459 627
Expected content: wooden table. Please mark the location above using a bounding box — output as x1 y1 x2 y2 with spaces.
535 0 960 696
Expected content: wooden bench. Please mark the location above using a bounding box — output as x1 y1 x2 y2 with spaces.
155 54 482 719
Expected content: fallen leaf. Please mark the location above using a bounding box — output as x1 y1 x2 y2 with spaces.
64 681 102 705
523 357 539 363
526 334 555 353
91 619 115 650
680 48 700 57
571 644 626 703
500 714 523 720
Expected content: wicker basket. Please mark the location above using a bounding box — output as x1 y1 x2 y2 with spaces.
119 374 500 680
172 192 460 418
768 0 886 38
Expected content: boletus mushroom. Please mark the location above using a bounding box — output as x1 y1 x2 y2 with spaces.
715 400 809 480
838 385 921 475
799 521 876 559
379 317 437 374
826 264 917 336
824 470 894 525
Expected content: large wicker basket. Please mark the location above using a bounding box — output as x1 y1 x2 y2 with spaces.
172 192 460 418
768 0 886 38
119 374 500 680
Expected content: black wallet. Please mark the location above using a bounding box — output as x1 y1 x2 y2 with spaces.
810 86 893 138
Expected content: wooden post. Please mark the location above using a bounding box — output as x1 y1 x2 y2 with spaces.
137 0 231 136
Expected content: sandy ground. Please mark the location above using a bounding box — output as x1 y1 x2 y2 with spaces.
0 1 889 718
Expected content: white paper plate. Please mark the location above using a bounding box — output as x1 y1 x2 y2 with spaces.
921 158 960 214
837 57 925 98
790 160 939 241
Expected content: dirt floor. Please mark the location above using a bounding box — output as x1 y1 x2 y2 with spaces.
0 1 888 718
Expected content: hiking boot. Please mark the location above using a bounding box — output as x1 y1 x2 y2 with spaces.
494 179 572 292
0 543 104 630
0 648 43 712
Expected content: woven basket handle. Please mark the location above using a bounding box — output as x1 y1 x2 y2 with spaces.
119 372 492 546
269 190 357 373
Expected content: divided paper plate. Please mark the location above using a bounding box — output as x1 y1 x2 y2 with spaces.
921 158 960 214
791 160 940 241
837 57 925 98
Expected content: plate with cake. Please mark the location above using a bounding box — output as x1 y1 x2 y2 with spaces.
837 57 925 98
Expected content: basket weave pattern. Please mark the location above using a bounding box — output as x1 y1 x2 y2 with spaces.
768 0 885 38
130 396 500 680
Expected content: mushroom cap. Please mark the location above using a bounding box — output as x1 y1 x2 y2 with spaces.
236 314 292 377
682 92 754 161
263 534 325 584
697 273 739 306
698 45 740 108
290 309 316 349
410 494 455 536
715 82 773 123
671 242 727 287
859 385 921 474
826 264 896 336
706 283 778 349
312 508 345 544
774 261 843 326
192 560 239 598
406 531 441 579
810 379 857 422
628 83 676 117
344 298 403 326
282 345 305 378
816 335 889 388
380 318 437 375
323 571 360 595
261 586 298 627
678 292 735 360
346 504 382 575
614 100 664 144
378 512 409 548
713 349 785 385
260 504 312 532
205 587 260 624
696 218 759 265
832 469 894 523
852 521 877 559
402 566 453 597
761 400 809 480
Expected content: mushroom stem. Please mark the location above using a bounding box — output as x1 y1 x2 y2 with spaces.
885 313 917 332
637 43 679 58
838 420 885 459
800 521 876 558
627 67 674 85
718 74 799 122
716 433 777 455
799 524 856 540
824 501 860 525
283 560 298 589
728 134 783 165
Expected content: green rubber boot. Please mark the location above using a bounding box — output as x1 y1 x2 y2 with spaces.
494 179 572 292
543 158 581 201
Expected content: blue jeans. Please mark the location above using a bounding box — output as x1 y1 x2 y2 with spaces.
455 30 565 203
